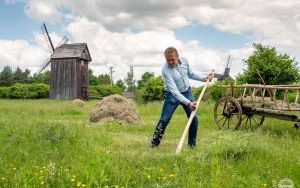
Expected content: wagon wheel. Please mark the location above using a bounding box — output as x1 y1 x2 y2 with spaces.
241 113 265 128
214 97 242 130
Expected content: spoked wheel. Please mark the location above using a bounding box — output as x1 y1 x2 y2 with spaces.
241 111 265 129
214 97 242 130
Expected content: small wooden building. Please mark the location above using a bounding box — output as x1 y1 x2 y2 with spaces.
50 43 91 100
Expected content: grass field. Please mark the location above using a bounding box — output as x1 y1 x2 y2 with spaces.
0 99 299 187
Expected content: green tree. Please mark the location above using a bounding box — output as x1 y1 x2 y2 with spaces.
0 65 13 86
98 74 111 85
237 43 300 85
141 76 164 102
137 72 154 89
31 71 50 84
12 66 29 84
88 69 100 86
115 79 126 91
125 66 136 92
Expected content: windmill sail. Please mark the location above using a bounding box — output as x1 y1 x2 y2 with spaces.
54 35 68 49
36 23 70 74
37 57 51 74
41 23 54 52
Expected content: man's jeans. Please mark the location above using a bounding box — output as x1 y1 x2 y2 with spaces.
151 87 198 147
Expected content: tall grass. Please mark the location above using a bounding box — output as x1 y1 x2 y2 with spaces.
0 99 299 187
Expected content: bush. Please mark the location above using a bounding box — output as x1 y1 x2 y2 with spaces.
0 87 9 98
209 84 222 101
89 85 122 98
0 83 49 99
135 76 164 103
142 77 164 102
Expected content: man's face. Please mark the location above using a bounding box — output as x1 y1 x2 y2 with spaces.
165 52 179 68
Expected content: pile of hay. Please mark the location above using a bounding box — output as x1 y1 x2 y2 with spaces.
72 99 85 107
90 94 141 124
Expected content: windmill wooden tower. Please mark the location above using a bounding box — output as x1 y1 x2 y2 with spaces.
37 23 91 100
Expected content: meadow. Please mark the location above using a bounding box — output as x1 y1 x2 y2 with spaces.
0 99 299 187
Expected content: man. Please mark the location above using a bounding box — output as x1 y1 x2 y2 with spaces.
150 47 213 148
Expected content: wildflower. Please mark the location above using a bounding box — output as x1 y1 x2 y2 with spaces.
82 184 86 187
147 175 151 179
263 183 267 187
43 166 46 169
71 178 76 182
77 182 81 187
169 174 175 178
40 170 43 173
12 167 16 170
41 181 44 185
72 175 76 178
1 177 5 180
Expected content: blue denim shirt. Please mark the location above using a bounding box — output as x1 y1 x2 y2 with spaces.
162 57 206 106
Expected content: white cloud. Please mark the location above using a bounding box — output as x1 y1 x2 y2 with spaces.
2 0 299 84
24 0 62 22
21 0 300 62
0 39 48 72
66 18 251 82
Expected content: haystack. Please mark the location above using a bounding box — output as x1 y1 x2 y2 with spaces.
72 99 85 107
90 94 141 124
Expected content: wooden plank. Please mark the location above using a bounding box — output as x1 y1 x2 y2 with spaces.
295 90 299 103
285 89 290 110
262 89 266 106
219 85 300 90
252 88 256 107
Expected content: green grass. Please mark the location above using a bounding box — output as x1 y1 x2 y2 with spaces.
0 99 299 187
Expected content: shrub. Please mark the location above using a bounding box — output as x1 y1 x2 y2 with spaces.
0 83 49 99
89 85 122 98
0 87 9 98
137 76 164 103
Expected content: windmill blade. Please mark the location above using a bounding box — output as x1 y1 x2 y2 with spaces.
37 57 51 74
41 23 55 52
54 35 68 49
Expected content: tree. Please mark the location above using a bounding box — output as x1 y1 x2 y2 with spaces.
125 66 136 92
98 74 111 85
142 76 164 102
12 66 30 84
31 71 50 84
88 68 100 86
0 65 13 86
23 69 31 83
115 79 126 91
137 72 154 89
237 43 300 85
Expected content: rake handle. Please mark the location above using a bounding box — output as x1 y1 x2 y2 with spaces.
176 79 210 154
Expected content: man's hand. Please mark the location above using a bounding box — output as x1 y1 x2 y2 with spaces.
206 72 214 82
188 102 197 111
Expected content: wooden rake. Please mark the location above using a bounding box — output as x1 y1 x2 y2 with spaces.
175 78 210 154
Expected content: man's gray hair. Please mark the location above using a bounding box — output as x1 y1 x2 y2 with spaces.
164 47 179 56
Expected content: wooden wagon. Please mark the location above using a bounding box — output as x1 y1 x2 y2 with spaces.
213 84 300 129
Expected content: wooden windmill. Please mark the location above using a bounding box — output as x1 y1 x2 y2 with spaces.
37 23 91 100
214 55 234 81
